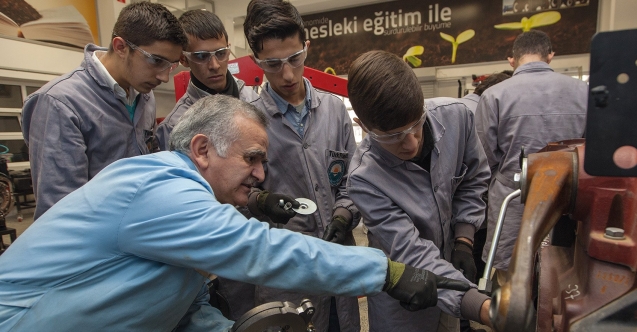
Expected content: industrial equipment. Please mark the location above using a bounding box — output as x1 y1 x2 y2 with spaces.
486 29 637 331
231 300 315 332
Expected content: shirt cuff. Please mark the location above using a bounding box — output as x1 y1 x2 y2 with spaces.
460 288 490 323
332 207 353 225
454 223 477 243
246 188 265 217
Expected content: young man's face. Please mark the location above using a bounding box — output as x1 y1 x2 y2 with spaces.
203 116 268 206
254 36 308 104
124 40 183 93
182 35 230 92
364 115 425 161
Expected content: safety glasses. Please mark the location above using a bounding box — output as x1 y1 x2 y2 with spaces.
115 34 180 73
183 47 231 64
253 45 307 73
361 112 427 144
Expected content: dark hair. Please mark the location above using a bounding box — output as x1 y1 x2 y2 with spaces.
179 9 228 45
474 71 512 96
348 51 424 132
243 0 305 56
111 2 187 50
512 30 552 61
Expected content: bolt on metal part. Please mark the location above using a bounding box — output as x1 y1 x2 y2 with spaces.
604 227 625 240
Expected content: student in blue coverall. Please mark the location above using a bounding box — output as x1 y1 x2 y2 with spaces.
21 2 187 220
0 95 469 331
476 31 587 286
155 9 259 151
346 51 493 331
226 1 363 330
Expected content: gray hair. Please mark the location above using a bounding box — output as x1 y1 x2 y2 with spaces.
169 94 268 157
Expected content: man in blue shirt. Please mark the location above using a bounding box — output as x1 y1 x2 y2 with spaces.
0 95 468 331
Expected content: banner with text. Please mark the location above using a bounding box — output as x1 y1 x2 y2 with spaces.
302 0 598 74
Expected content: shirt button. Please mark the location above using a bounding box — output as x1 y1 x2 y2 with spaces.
303 143 309 149
300 123 304 127
434 185 439 192
315 184 319 191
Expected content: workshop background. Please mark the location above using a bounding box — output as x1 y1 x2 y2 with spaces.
1 0 637 331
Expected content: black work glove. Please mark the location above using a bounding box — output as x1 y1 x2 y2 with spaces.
322 215 350 244
248 190 299 224
384 259 470 311
451 240 477 283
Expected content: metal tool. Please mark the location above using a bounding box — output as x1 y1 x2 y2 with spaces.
293 198 317 215
278 199 293 211
231 299 315 332
478 188 521 296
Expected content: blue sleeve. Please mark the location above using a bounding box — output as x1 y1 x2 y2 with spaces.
117 174 387 297
174 282 234 332
22 93 89 219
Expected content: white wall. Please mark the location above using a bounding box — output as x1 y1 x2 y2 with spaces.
97 0 126 47
0 37 84 84
600 0 637 31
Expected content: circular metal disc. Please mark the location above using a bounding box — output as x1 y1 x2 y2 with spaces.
231 301 308 332
293 198 317 215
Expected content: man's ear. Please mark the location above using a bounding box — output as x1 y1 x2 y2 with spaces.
189 134 213 170
353 117 368 133
180 54 190 68
112 37 128 59
546 51 555 64
507 56 515 68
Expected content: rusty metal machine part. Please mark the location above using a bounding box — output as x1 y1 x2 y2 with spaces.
489 29 637 331
489 141 637 331
490 148 578 332
231 300 315 332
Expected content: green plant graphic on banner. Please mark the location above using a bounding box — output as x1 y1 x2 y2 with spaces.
494 11 561 32
440 30 475 64
403 46 424 67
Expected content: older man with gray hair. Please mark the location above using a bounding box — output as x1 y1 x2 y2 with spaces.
0 95 468 331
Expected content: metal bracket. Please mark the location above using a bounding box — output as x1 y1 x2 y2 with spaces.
231 300 315 332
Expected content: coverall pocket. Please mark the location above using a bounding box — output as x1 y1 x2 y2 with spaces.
451 163 468 195
325 149 348 187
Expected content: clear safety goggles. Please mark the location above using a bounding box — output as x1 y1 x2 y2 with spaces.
115 34 180 73
361 112 427 144
183 47 231 64
253 45 307 73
